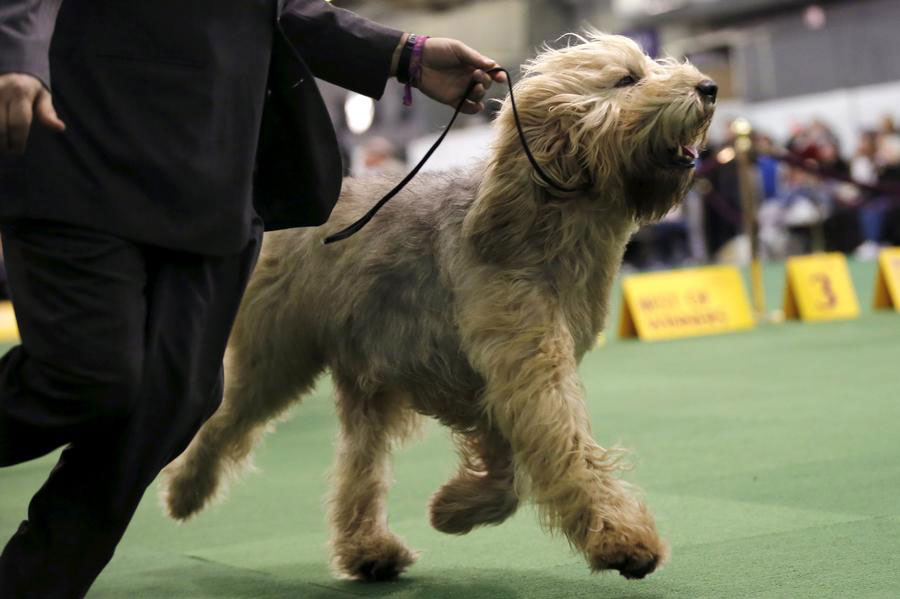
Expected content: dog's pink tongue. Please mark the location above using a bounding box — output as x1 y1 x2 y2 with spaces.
681 145 698 159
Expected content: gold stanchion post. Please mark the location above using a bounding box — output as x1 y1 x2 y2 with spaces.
732 118 768 320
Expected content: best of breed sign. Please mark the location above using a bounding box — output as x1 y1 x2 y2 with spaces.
618 266 755 341
783 253 860 321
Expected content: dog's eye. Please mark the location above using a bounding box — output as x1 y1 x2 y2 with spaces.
615 75 638 88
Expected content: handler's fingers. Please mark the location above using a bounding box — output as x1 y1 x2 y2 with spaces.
35 89 66 132
454 41 497 72
7 98 33 153
490 69 508 84
474 69 493 90
460 99 484 115
466 81 486 104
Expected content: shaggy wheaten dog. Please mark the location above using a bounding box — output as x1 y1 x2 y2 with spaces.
162 32 715 582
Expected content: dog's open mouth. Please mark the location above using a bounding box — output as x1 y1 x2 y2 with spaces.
665 144 699 169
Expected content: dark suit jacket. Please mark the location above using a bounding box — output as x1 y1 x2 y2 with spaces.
0 0 402 254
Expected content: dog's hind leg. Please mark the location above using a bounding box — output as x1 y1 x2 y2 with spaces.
429 426 519 534
161 299 325 521
328 381 420 581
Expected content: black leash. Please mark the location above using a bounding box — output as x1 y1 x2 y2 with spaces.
324 67 590 244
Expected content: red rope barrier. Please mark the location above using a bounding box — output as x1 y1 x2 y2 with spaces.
770 152 900 199
693 149 900 199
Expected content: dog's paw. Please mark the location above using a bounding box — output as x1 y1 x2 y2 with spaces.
429 476 519 534
159 461 217 521
563 491 669 580
588 540 668 580
332 534 417 582
582 509 669 580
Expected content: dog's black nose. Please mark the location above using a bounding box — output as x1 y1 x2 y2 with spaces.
697 80 718 102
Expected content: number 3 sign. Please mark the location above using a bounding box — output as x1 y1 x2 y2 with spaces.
784 253 860 321
873 248 900 311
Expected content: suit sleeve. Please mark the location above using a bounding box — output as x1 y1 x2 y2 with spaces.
0 0 63 89
279 0 404 100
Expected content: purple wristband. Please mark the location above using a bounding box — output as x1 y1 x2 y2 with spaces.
403 35 429 107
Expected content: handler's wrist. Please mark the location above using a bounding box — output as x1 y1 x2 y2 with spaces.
390 33 409 78
401 35 429 106
396 33 418 84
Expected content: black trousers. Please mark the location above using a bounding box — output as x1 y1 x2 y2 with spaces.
0 219 262 598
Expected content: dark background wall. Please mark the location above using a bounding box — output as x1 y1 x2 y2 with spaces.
739 0 900 101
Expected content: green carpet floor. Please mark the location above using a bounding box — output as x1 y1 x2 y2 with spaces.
1 260 899 598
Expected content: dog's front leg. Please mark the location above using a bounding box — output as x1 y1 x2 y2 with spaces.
461 297 668 579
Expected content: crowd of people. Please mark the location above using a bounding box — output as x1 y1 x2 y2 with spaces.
625 114 900 269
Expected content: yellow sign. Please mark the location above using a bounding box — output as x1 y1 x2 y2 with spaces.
618 266 755 341
0 301 18 342
873 247 900 311
783 253 860 321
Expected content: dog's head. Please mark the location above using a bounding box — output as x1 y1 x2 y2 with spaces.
496 32 716 222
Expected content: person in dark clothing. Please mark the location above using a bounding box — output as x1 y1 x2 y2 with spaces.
0 1 504 596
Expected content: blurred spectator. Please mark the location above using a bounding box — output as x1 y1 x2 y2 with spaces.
754 133 782 201
847 130 885 258
812 139 864 254
760 166 833 256
816 141 849 177
877 119 900 181
874 118 900 248
698 141 743 259
851 131 879 186
787 118 840 157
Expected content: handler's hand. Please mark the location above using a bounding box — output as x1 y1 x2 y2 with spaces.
417 38 507 115
0 73 66 155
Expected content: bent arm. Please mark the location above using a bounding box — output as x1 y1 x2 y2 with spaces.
0 0 63 89
279 0 403 100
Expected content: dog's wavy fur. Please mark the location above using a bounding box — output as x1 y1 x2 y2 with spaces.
161 32 714 582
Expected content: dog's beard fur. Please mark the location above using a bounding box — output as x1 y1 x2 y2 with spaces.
622 168 694 223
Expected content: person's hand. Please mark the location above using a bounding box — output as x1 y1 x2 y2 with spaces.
416 38 507 115
0 73 66 155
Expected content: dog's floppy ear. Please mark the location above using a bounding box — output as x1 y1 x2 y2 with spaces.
522 112 586 191
497 74 620 194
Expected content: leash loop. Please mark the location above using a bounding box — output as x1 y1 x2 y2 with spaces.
324 66 588 244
